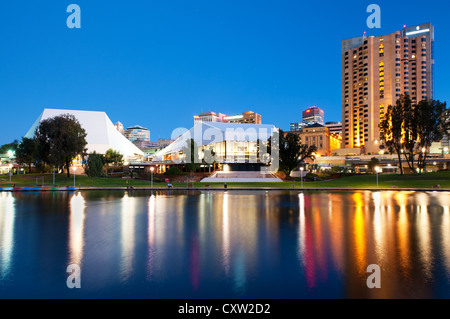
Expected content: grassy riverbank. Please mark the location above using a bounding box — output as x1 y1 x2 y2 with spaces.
1 171 449 189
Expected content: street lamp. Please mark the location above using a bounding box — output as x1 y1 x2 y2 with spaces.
73 166 77 187
375 166 380 188
150 167 154 188
300 167 304 189
9 164 12 182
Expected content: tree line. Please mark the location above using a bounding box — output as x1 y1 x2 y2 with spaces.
380 95 448 174
5 114 123 178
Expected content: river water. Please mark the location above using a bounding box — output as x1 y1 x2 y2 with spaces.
0 190 449 298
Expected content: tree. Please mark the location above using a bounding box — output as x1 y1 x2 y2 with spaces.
104 149 123 175
415 99 447 171
15 137 37 173
182 138 200 173
367 157 380 173
0 140 19 155
34 114 87 178
379 95 413 175
84 152 105 178
278 130 316 177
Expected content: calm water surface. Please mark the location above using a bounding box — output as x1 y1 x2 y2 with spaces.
0 190 449 298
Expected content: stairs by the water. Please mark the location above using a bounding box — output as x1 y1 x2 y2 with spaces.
201 171 282 183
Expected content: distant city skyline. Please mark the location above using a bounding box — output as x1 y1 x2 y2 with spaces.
1 1 450 145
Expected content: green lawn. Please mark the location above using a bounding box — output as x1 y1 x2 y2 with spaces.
1 171 449 189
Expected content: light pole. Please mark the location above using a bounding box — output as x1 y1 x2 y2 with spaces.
300 167 304 189
150 167 154 188
9 164 12 182
375 166 380 188
53 166 55 185
73 166 76 187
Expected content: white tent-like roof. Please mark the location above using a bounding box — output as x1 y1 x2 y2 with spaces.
154 122 277 159
25 108 144 158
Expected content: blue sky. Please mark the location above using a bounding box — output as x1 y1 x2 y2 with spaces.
1 0 449 144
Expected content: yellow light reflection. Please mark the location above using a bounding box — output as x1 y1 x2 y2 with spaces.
0 192 15 279
415 192 432 280
437 193 450 277
395 192 411 273
353 192 366 275
372 192 385 262
69 192 85 265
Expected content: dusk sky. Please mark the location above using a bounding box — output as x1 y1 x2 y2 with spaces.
1 0 449 145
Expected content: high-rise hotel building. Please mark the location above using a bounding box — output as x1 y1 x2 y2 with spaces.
342 23 434 154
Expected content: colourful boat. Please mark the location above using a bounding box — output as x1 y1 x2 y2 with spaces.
13 187 23 191
2 187 13 191
22 187 33 191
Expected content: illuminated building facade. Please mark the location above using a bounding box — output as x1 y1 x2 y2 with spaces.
342 23 434 154
290 123 341 157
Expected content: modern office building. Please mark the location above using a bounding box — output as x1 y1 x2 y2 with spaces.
303 106 324 125
342 23 434 154
290 123 341 157
125 125 151 143
25 109 144 159
224 111 262 124
325 121 343 135
289 122 307 132
194 112 226 123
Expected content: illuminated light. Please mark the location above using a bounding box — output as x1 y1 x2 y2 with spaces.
403 24 407 28
405 29 430 36
306 110 310 113
194 115 199 119
224 114 243 120
7 150 13 157
69 193 85 265
0 192 15 278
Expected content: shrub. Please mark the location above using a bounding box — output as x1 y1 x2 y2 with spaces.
85 152 105 177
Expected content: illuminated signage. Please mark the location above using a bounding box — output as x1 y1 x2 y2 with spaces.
225 115 244 120
405 28 430 36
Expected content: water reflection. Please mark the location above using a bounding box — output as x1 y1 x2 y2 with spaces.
121 193 136 281
0 192 15 280
68 192 85 266
1 190 450 298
